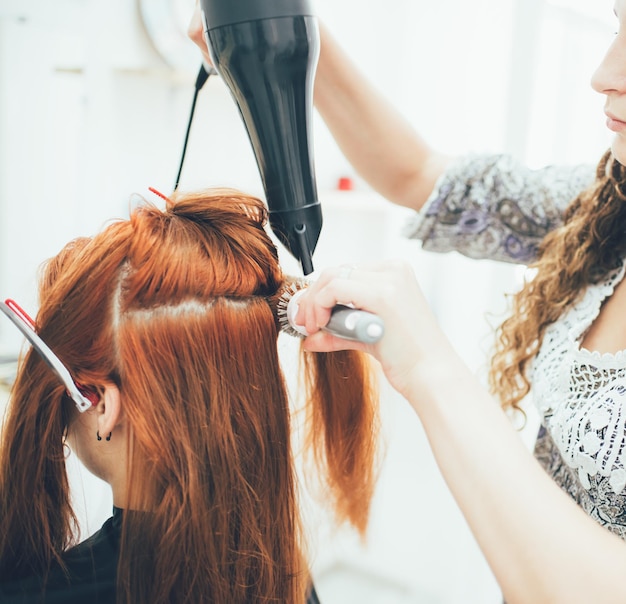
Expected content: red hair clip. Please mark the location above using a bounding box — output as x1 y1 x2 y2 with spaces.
148 187 172 203
0 299 98 411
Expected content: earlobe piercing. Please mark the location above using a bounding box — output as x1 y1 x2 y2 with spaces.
96 431 112 442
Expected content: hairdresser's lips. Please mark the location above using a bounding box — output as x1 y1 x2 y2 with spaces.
606 111 626 132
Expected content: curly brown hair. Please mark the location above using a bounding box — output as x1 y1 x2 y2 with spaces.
489 149 626 411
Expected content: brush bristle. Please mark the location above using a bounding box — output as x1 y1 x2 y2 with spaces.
277 278 309 338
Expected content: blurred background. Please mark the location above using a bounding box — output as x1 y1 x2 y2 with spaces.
0 0 615 602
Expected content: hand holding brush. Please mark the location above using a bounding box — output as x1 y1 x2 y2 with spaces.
277 266 385 345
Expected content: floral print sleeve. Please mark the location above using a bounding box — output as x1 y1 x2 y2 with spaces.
403 153 596 264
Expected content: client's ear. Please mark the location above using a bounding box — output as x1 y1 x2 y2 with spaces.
96 383 122 437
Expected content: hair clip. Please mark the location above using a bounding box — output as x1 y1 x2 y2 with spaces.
0 299 98 412
148 187 172 203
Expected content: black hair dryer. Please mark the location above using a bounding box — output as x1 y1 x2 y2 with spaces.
200 0 321 275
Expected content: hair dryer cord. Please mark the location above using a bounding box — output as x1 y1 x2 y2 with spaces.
173 63 215 191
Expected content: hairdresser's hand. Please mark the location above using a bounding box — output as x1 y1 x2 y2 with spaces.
295 260 458 401
188 0 214 68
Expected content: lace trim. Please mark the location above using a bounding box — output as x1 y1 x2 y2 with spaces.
531 261 626 495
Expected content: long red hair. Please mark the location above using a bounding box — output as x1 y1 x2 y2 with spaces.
0 189 379 603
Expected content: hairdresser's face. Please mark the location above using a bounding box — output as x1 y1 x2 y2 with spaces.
591 1 626 165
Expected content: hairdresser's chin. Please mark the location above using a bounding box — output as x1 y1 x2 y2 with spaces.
604 112 626 165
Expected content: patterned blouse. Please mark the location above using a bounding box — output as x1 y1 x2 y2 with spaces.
405 153 626 539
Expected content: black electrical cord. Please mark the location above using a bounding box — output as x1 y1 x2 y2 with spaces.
173 63 215 191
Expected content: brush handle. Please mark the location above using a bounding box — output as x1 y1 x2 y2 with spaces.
324 305 384 344
286 289 384 344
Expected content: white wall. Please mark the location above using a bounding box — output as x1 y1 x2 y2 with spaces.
0 0 616 602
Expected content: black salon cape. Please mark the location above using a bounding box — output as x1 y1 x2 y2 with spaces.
0 507 321 603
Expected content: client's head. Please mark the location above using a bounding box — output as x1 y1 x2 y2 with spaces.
0 189 379 603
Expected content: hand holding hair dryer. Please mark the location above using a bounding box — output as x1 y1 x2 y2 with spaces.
199 0 322 275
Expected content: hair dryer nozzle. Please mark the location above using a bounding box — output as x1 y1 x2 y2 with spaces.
270 204 322 276
201 0 321 274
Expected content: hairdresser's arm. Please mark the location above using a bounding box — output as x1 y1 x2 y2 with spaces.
295 262 626 604
314 25 451 210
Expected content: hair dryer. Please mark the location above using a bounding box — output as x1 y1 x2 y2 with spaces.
199 0 321 275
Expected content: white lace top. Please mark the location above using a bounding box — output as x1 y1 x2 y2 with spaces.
406 154 626 538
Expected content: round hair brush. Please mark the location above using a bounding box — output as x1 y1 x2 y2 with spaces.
277 280 385 344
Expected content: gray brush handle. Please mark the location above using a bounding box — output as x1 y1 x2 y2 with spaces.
324 305 385 344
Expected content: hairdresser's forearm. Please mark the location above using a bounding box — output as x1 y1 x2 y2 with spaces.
409 357 626 604
315 25 450 211
297 260 626 600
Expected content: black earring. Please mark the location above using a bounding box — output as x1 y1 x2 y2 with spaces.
97 431 102 441
106 432 112 442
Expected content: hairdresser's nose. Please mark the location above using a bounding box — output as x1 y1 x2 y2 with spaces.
591 34 626 95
